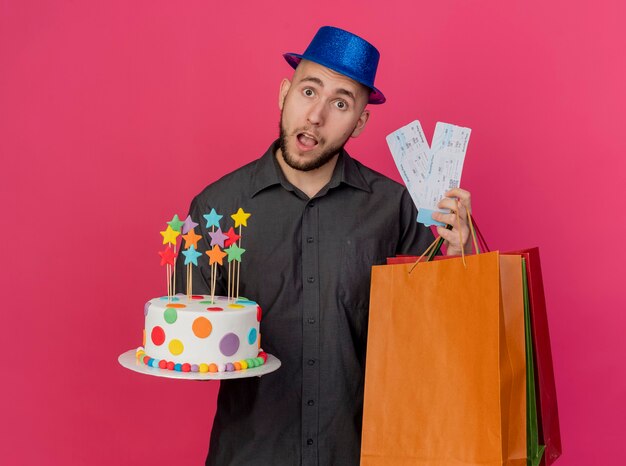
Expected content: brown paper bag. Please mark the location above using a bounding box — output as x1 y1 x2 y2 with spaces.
361 252 526 466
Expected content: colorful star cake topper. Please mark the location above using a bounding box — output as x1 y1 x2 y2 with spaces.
231 208 251 228
224 227 241 247
182 245 202 266
181 215 199 234
209 227 228 248
225 243 246 262
203 208 223 229
158 246 177 266
206 245 227 266
167 214 185 232
159 208 252 301
160 225 180 246
182 228 202 250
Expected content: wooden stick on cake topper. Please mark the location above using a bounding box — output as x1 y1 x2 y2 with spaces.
228 208 250 299
181 242 202 297
203 208 223 296
158 245 176 296
206 245 227 303
166 215 185 295
208 226 228 295
223 226 242 299
181 223 202 297
159 224 180 298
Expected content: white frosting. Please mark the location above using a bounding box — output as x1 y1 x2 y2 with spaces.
144 295 261 365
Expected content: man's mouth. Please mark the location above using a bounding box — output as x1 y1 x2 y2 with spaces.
296 132 319 149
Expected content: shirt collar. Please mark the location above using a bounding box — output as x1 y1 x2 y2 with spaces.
250 140 372 198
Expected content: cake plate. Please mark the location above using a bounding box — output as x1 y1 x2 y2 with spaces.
118 349 281 380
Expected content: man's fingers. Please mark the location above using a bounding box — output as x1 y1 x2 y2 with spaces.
445 187 471 202
436 225 465 245
432 211 460 227
443 188 472 212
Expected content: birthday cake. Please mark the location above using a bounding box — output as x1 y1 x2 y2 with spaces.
136 209 268 373
137 294 266 373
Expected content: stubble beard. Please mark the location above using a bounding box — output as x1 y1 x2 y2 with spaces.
278 112 348 172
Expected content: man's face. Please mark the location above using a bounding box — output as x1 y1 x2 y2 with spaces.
278 60 370 172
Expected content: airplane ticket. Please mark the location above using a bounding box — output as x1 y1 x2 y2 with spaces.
386 120 471 227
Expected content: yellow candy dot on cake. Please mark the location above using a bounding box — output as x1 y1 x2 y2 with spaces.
227 304 245 309
208 363 218 373
168 339 184 356
199 363 209 373
240 360 248 370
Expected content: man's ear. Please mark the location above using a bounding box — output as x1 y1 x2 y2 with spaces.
350 109 370 138
278 78 291 110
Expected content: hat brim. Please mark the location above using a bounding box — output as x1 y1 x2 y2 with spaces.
283 53 386 105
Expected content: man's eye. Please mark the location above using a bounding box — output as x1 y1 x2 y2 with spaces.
335 100 347 109
304 88 314 97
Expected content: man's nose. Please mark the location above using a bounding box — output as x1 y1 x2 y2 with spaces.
306 100 325 126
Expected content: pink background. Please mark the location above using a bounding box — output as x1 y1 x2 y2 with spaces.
2 1 624 464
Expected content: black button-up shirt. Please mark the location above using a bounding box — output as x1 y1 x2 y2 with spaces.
177 141 434 466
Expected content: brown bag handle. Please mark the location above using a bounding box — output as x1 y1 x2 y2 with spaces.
409 204 480 274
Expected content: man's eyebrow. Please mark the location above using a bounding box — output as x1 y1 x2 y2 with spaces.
335 88 356 102
299 76 324 87
298 76 357 102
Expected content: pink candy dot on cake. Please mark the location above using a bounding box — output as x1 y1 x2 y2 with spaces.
206 307 223 312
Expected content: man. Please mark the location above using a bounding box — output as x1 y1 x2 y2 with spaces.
178 26 471 466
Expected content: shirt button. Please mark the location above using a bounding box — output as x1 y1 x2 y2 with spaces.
307 277 315 283
308 202 315 208
307 359 315 366
307 399 315 406
307 439 314 446
307 236 314 243
307 318 315 324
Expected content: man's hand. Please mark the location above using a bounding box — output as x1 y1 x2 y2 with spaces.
431 188 472 256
